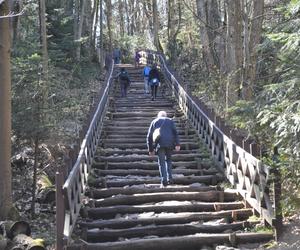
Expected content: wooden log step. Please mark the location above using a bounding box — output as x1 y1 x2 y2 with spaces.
101 135 199 141
89 175 222 188
102 127 196 135
98 142 200 150
85 222 252 243
88 185 220 199
94 153 209 163
79 209 253 230
92 161 212 170
86 201 245 219
67 232 273 250
114 107 180 113
100 138 200 145
114 101 175 106
92 168 218 177
96 149 202 156
92 191 239 207
102 122 186 130
115 102 174 108
104 120 184 127
110 111 178 118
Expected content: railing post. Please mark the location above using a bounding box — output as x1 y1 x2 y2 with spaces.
56 170 65 250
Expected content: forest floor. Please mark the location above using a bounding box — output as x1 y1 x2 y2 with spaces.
268 213 300 250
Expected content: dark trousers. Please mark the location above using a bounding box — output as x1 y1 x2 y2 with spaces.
157 147 173 185
120 82 128 97
151 85 158 99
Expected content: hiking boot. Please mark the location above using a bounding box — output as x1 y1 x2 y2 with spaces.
168 179 174 185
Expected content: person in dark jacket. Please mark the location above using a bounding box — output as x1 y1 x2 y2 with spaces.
147 111 180 187
148 64 160 101
117 68 131 97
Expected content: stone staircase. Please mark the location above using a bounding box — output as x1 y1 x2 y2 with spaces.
72 65 274 249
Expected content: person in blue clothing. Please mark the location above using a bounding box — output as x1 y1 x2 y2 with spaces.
143 64 151 94
113 48 121 64
148 64 160 101
147 111 180 188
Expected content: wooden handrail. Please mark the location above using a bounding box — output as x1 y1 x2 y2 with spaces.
56 58 115 249
140 49 282 237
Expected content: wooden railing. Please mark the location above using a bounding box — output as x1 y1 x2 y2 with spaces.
140 50 282 238
55 59 115 249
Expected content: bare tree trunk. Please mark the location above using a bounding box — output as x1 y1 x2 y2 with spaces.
92 0 100 50
0 0 12 220
99 0 104 66
152 0 162 52
124 0 130 35
225 0 243 108
167 0 181 63
118 0 125 36
75 0 87 61
196 0 221 72
31 135 39 218
243 0 264 100
105 0 113 52
8 0 22 44
39 0 49 104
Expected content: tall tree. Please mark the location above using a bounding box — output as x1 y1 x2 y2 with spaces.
152 0 163 52
99 0 104 66
74 0 87 61
39 0 48 98
242 0 264 100
105 0 113 52
196 0 221 71
0 0 12 220
167 0 181 62
118 0 125 36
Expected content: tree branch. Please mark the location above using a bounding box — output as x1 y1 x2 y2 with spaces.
0 9 24 19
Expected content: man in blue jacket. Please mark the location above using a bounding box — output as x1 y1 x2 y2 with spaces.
147 111 180 187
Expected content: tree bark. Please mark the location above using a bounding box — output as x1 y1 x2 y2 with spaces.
167 0 181 63
225 0 243 108
196 0 222 71
105 0 113 52
118 0 125 36
39 0 49 106
0 0 13 220
75 0 87 61
99 0 104 66
152 0 162 52
243 0 264 100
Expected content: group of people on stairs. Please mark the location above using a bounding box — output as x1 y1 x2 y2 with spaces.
115 61 180 188
116 64 161 101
